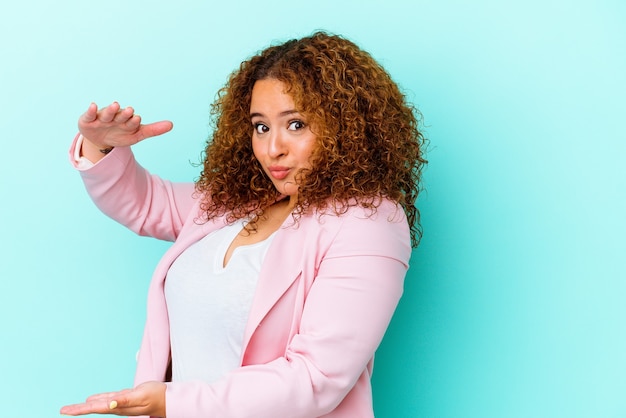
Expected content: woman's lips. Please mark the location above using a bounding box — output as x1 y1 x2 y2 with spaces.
268 166 290 180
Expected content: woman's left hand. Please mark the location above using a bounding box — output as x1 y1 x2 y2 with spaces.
60 381 166 417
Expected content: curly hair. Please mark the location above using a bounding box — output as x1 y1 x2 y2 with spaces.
196 31 427 246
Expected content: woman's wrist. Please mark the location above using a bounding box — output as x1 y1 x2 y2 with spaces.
80 135 113 163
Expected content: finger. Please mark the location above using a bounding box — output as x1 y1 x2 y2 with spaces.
99 102 121 123
86 388 133 402
125 114 142 130
105 389 156 415
60 387 135 416
113 106 135 123
136 120 174 141
79 102 98 124
61 392 145 416
59 399 117 416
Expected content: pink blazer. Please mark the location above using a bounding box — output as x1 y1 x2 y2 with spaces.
72 137 411 418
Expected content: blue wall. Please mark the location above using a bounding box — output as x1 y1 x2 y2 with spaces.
0 1 624 416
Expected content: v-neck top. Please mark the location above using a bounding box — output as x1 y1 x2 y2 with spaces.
164 219 277 384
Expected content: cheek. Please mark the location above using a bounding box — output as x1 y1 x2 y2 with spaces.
300 138 318 164
251 138 263 161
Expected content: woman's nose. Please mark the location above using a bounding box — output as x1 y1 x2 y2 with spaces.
267 130 287 158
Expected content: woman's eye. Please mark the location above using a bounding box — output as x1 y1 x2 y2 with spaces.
288 120 305 131
254 123 269 134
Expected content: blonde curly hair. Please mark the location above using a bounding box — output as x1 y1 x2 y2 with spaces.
196 31 427 246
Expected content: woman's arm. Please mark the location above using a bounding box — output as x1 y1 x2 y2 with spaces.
72 102 196 242
60 203 411 417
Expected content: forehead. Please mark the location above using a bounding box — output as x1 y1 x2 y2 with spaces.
250 79 296 114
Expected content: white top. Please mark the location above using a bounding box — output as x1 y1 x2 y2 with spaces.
164 219 276 384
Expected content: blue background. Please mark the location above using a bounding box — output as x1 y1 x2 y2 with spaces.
0 1 624 417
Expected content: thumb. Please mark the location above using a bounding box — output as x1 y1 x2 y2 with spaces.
137 120 174 142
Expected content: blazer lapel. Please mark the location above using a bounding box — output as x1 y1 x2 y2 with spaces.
241 222 304 354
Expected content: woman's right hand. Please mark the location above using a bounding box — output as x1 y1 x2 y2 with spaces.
78 102 173 161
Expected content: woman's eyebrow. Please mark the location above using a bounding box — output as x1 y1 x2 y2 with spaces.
250 110 300 119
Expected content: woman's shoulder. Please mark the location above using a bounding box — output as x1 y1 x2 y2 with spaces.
299 198 411 260
309 197 407 225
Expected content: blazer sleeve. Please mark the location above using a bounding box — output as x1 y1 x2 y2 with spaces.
164 201 412 417
69 134 197 242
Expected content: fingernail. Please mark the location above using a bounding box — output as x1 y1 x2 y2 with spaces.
109 400 118 410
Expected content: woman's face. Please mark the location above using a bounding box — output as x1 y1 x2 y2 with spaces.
250 79 317 199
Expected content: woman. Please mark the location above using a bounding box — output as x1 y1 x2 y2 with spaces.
61 31 426 417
